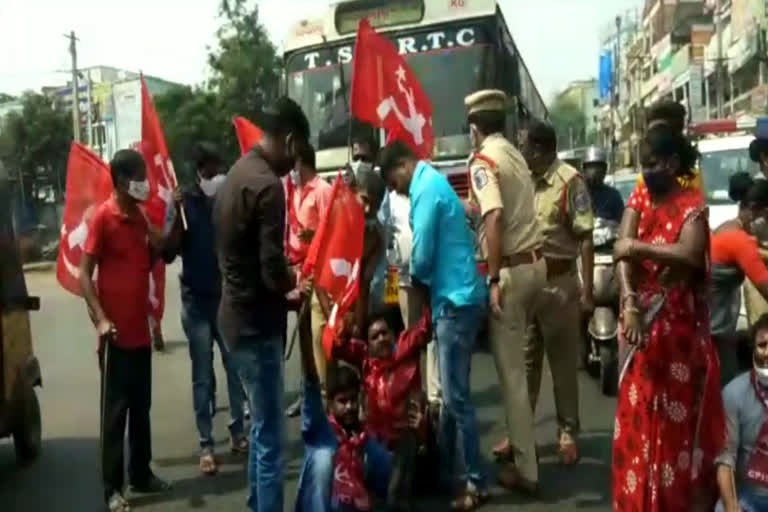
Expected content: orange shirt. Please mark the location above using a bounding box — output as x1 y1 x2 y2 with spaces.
286 175 333 264
711 228 768 285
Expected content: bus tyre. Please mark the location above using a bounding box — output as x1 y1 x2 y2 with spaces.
13 381 42 463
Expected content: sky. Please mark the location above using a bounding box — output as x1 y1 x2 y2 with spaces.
0 0 640 103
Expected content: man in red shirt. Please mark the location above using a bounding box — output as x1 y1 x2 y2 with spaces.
79 149 170 512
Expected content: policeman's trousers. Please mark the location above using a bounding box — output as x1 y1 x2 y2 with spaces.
525 270 581 437
489 258 546 483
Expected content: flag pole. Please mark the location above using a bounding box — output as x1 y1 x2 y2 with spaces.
284 286 313 361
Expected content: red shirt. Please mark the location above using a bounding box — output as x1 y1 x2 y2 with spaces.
711 228 768 285
333 310 431 447
286 175 333 265
85 197 152 349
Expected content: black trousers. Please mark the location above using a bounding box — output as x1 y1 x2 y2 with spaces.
99 341 152 500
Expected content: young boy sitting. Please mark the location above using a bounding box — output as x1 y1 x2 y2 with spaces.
294 316 392 512
334 308 434 511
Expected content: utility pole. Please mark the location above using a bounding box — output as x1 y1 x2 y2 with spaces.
715 0 724 118
66 30 81 143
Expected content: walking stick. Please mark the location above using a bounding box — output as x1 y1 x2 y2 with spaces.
285 286 314 361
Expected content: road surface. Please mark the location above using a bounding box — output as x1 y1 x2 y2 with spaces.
0 264 616 511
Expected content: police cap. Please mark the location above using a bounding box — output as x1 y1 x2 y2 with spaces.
464 89 507 116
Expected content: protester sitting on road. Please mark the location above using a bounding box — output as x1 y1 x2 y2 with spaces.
711 173 768 387
333 308 434 510
79 149 172 512
716 313 768 512
213 96 306 512
380 140 488 511
163 141 248 475
294 308 393 512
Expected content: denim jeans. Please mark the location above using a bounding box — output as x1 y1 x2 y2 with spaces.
181 293 246 452
230 335 285 512
435 303 486 489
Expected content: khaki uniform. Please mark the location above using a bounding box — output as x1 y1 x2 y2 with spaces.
468 129 545 483
527 159 593 436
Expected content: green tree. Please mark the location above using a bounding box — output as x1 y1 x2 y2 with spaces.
549 97 588 150
0 92 73 205
154 0 282 178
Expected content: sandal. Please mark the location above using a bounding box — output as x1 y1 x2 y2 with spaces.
199 453 218 476
558 432 580 465
230 436 249 455
106 492 131 512
450 487 488 511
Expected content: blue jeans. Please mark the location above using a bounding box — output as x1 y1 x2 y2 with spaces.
435 303 486 489
230 335 285 512
181 293 246 451
295 443 392 512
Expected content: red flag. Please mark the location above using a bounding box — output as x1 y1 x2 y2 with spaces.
232 116 264 155
302 175 365 358
350 18 433 159
56 142 113 295
139 75 176 328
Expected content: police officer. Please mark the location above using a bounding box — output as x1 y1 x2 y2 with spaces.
582 146 624 224
521 120 594 465
465 90 544 492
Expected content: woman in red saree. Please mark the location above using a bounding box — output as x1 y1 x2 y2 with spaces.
612 124 726 511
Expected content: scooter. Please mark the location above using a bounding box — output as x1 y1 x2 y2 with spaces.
584 218 620 396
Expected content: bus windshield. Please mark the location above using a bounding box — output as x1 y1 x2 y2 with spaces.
287 44 493 161
699 148 759 205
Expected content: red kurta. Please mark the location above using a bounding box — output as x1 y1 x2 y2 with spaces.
613 187 726 511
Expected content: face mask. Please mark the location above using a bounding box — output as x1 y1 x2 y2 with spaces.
127 179 150 202
755 360 768 384
199 174 225 197
642 168 674 198
289 169 300 186
750 217 768 244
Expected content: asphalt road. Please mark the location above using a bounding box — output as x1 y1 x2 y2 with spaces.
0 263 616 511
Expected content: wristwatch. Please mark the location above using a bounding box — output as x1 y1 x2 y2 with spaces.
488 276 500 286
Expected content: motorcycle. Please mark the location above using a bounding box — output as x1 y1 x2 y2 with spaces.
584 218 620 396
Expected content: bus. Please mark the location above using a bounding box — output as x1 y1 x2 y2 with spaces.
282 0 547 195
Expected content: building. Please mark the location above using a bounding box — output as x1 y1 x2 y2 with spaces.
599 0 768 167
51 65 183 159
557 79 601 138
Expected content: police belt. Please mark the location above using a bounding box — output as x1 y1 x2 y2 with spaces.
500 248 543 269
544 257 576 280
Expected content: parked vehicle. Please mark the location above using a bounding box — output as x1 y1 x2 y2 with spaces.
584 217 620 395
0 176 42 463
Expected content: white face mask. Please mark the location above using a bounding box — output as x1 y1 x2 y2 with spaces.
755 361 768 384
199 174 225 197
127 179 150 202
289 168 300 186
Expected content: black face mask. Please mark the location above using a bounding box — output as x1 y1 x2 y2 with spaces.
642 168 675 198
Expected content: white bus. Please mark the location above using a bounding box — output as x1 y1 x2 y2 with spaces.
282 0 547 196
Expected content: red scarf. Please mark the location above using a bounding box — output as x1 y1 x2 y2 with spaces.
327 414 371 511
747 370 768 488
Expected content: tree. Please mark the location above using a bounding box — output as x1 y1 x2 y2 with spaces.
549 97 588 150
154 0 283 179
0 93 15 104
0 92 72 205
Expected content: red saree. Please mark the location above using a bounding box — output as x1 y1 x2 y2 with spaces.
613 186 726 511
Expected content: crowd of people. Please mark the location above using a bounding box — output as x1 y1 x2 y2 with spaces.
77 88 768 512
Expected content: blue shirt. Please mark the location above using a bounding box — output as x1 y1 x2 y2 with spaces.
294 379 391 512
408 161 487 316
588 183 625 223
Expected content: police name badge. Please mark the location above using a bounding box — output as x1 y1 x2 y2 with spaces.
472 166 489 190
574 191 590 214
